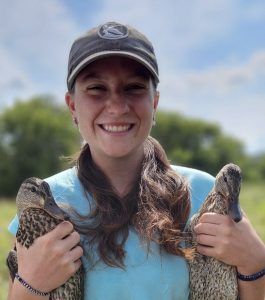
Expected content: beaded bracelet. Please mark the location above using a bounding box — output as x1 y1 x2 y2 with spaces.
15 273 50 297
237 268 265 281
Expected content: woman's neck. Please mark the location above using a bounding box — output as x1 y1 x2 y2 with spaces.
90 148 144 197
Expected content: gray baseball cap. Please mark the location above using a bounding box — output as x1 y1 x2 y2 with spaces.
67 21 159 91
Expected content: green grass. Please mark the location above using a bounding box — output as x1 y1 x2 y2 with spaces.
240 182 265 242
0 199 16 300
0 183 264 298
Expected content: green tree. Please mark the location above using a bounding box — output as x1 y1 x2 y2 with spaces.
0 96 80 197
245 153 265 181
151 110 247 176
257 154 265 178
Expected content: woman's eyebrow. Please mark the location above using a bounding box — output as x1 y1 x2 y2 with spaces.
78 71 102 82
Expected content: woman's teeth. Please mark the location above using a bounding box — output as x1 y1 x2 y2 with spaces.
102 124 132 132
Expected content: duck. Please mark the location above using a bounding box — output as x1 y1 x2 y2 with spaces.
186 163 242 300
6 177 84 300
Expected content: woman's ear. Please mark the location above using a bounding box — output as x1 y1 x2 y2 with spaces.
152 91 159 127
153 90 160 111
65 92 76 115
65 92 78 126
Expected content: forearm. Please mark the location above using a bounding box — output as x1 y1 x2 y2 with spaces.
238 277 265 300
237 250 265 300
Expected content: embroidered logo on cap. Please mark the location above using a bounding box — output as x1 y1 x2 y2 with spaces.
98 22 128 40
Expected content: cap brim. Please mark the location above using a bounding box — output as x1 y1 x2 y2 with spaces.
68 50 159 89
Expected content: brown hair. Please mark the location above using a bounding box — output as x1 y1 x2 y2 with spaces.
74 136 191 268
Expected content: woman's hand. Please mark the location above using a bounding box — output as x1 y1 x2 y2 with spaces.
16 221 83 293
194 212 265 299
194 212 265 274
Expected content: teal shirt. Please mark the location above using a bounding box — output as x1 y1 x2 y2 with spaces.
8 166 214 300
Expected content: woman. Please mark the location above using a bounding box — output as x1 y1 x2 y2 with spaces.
8 21 265 300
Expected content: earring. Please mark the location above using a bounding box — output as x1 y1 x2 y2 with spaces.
152 115 156 126
73 117 78 126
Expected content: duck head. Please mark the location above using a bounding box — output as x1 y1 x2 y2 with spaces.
16 177 69 221
215 163 242 223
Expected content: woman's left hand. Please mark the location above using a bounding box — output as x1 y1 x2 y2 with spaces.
194 212 265 274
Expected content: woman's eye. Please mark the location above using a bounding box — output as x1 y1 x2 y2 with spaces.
125 84 146 93
85 85 106 94
87 86 105 91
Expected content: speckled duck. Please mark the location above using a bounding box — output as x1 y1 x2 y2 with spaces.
187 163 242 300
6 177 84 300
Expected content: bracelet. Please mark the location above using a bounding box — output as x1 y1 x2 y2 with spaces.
237 268 265 281
15 273 50 297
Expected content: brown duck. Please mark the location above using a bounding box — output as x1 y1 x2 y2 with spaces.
187 163 242 300
6 177 84 300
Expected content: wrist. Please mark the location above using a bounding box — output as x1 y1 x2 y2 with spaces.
237 242 265 275
12 279 49 300
18 268 49 293
15 273 50 297
237 268 265 282
237 264 265 276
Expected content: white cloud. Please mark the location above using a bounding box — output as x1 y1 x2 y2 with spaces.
0 0 80 106
158 50 265 153
160 50 265 98
0 46 34 109
0 48 28 87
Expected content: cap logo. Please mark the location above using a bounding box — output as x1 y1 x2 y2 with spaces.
98 22 128 40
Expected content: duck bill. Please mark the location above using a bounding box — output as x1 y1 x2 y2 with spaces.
42 181 69 221
228 196 242 223
44 197 69 220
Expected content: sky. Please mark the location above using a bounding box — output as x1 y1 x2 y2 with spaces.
1 0 265 154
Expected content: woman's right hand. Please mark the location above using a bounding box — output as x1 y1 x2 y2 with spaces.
16 221 83 293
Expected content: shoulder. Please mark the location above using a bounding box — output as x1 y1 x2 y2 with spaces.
44 167 91 214
45 167 80 194
171 165 215 216
171 165 215 190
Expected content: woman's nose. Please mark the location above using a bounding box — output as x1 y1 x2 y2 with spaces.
106 93 130 115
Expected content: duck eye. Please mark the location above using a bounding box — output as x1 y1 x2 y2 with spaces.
223 176 228 182
30 186 37 192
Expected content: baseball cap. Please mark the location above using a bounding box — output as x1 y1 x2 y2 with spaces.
67 21 159 91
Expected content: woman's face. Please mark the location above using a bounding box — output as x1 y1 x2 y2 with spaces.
65 56 159 164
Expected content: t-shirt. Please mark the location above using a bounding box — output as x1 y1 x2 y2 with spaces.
8 165 214 300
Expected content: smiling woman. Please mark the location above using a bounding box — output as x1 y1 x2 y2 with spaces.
7 21 265 300
66 56 158 166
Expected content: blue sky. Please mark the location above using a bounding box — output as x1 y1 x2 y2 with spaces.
1 0 265 154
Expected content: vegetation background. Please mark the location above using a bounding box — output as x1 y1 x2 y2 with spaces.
0 96 264 299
